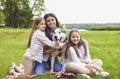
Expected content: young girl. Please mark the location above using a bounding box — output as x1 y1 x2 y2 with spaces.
23 17 64 75
62 29 109 79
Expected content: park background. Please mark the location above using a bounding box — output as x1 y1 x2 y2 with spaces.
0 0 120 79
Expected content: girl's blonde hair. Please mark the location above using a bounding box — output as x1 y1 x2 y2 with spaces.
27 17 43 47
65 28 87 58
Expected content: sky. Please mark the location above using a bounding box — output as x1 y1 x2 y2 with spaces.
44 0 120 24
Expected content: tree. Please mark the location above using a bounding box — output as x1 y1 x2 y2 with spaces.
0 1 5 26
31 0 46 16
1 0 45 28
0 9 5 25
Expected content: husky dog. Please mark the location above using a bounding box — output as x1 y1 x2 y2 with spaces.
51 27 67 72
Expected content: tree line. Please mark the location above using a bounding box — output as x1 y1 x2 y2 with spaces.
65 23 120 30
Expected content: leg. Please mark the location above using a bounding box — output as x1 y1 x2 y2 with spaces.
33 61 46 74
53 57 62 72
89 59 109 77
50 56 55 73
23 56 35 75
90 59 103 66
14 66 24 74
77 74 90 79
65 62 91 74
46 56 62 72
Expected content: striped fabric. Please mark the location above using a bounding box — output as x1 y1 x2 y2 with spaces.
56 70 76 78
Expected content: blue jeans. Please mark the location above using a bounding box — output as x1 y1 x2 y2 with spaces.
33 61 46 74
33 57 62 74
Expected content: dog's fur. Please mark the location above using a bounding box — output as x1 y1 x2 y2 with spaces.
50 27 67 72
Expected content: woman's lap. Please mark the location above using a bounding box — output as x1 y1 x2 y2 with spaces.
33 61 46 74
33 57 62 74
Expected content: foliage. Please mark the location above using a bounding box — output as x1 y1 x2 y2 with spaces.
0 28 120 79
0 0 45 28
1 0 32 28
65 23 120 30
0 9 5 24
90 26 120 30
32 0 46 16
0 2 5 24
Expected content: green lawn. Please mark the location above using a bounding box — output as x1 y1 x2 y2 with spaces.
0 28 120 79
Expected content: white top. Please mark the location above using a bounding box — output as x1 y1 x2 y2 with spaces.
62 39 91 70
24 29 63 63
43 54 49 62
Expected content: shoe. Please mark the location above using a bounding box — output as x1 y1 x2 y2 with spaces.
11 63 16 69
77 74 90 79
9 68 21 77
19 63 23 69
95 71 109 77
9 67 15 74
99 71 109 77
9 63 16 74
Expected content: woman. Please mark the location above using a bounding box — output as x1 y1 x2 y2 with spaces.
34 13 65 74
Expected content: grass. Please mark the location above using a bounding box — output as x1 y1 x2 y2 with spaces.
0 28 120 79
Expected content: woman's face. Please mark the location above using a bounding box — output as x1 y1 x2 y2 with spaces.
70 31 80 45
46 16 56 30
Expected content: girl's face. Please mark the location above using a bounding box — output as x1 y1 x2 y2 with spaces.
46 16 56 30
70 31 80 45
36 19 46 31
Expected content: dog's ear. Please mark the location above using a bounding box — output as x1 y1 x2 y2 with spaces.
60 28 66 33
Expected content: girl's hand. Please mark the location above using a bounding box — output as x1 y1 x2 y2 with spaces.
95 66 103 72
86 64 103 72
89 68 97 74
55 41 64 49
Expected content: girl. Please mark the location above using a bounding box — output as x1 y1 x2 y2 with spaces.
23 17 64 75
62 29 109 78
34 13 66 74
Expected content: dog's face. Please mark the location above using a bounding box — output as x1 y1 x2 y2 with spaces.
52 28 67 43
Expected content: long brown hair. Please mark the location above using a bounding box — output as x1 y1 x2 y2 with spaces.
65 29 87 58
44 13 60 40
27 17 43 47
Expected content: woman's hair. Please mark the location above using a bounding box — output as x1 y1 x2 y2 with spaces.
44 13 60 40
65 29 87 58
44 13 60 28
27 17 43 47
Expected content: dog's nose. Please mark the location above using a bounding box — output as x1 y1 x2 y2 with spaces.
54 36 58 41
